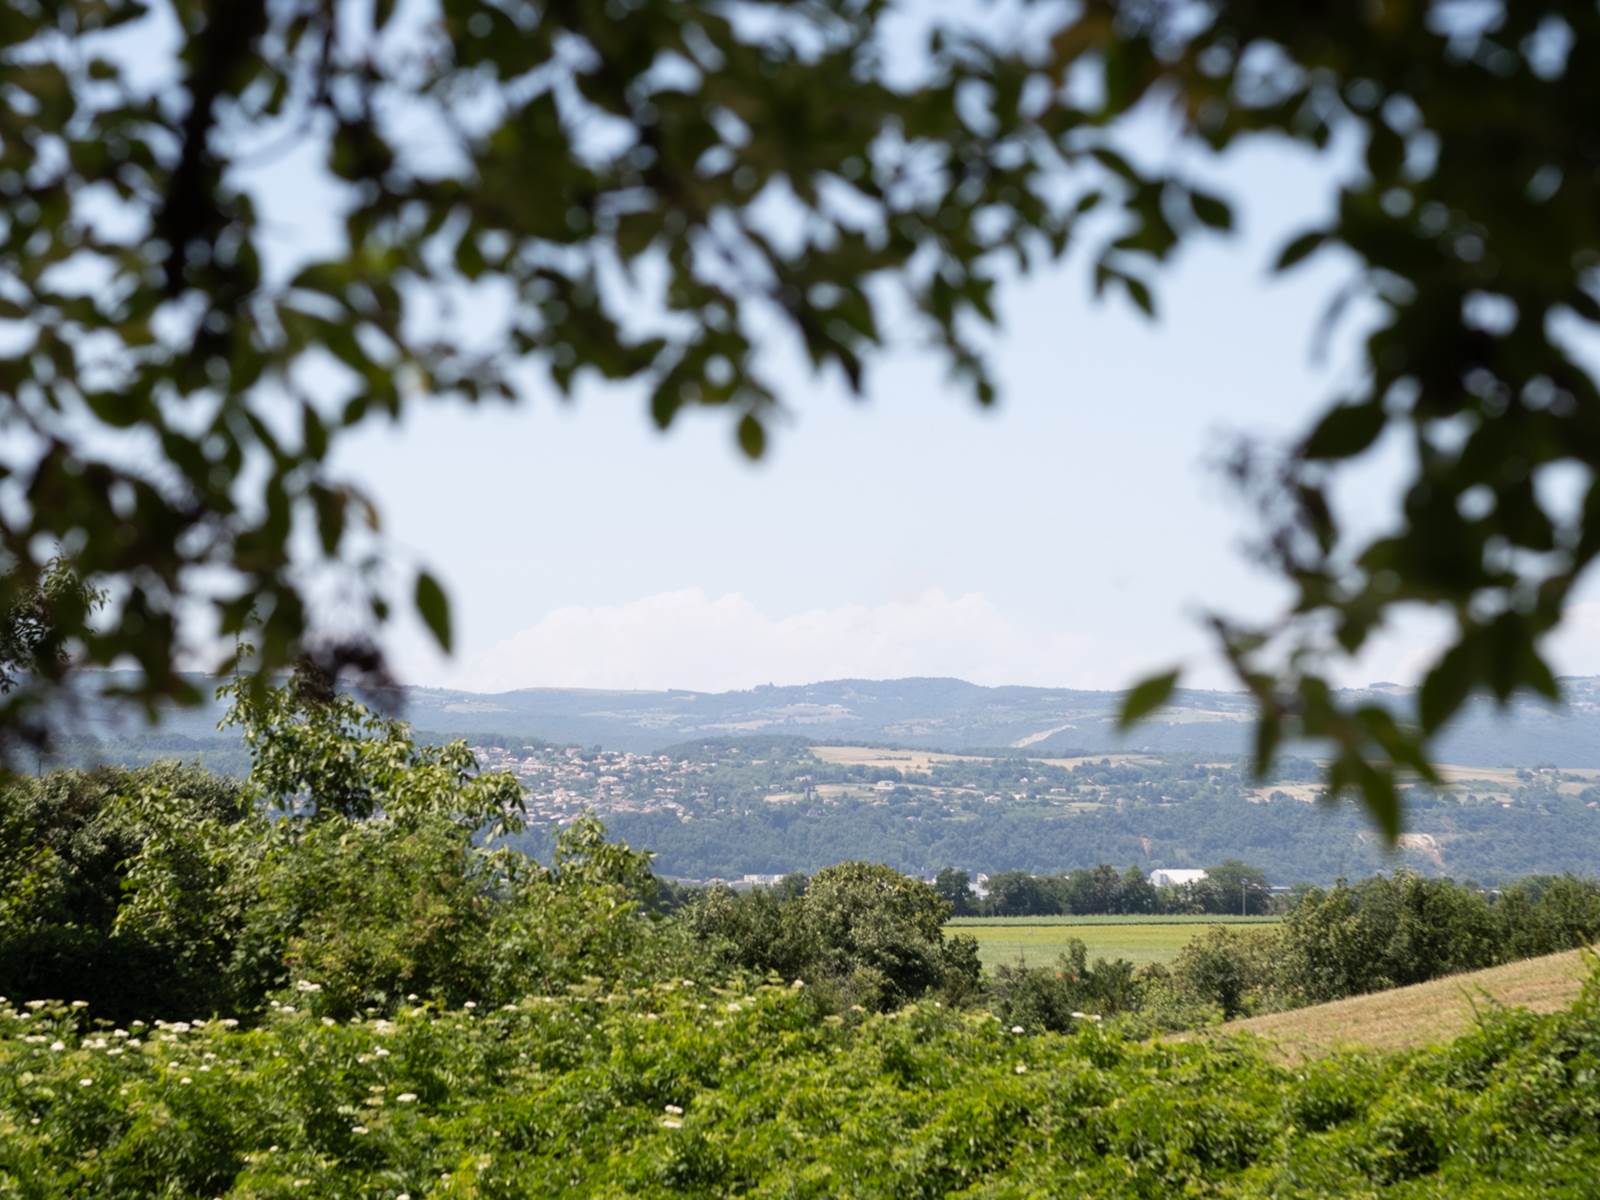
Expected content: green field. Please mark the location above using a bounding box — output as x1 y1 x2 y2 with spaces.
946 915 1280 970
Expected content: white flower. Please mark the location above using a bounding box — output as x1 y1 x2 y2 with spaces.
49 1040 65 1052
219 1019 239 1029
1014 1064 1028 1075
661 1117 683 1129
374 1047 391 1058
664 1104 684 1115
397 1093 417 1104
70 1000 88 1009
1010 1025 1024 1034
295 980 322 993
406 993 419 1002
180 1077 193 1085
79 1077 93 1087
351 1125 369 1135
25 1000 46 1009
321 1017 336 1027
463 1001 477 1010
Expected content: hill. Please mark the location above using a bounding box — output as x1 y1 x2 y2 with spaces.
1206 948 1597 1061
54 671 1600 767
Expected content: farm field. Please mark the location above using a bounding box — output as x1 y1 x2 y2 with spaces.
807 744 1157 773
1202 947 1597 1062
946 915 1280 970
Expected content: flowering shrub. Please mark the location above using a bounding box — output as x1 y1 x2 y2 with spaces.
3 968 1598 1197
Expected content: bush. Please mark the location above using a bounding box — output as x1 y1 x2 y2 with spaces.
0 763 252 1021
1170 927 1281 1019
690 863 980 1012
3 969 1598 1197
988 940 1140 1033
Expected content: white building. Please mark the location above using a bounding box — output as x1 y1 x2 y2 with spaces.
1149 868 1209 888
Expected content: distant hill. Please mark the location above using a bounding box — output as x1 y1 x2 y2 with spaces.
57 672 1600 768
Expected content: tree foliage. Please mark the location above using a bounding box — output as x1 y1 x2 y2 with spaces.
1081 0 1600 834
2 0 1599 835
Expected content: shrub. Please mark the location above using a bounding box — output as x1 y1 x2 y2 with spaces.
1170 927 1281 1019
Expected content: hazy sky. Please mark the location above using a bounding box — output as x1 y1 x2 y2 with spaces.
327 124 1590 697
185 9 1592 697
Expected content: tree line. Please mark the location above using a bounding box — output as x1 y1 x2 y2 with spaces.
934 862 1274 918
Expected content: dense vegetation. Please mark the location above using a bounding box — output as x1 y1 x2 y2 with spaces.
5 680 1600 1194
593 776 1600 886
7 977 1600 1197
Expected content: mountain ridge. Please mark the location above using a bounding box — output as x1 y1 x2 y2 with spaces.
61 671 1600 768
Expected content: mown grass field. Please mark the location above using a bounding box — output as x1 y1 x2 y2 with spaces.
1202 946 1598 1061
945 915 1281 970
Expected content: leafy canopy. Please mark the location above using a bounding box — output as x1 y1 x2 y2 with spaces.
4 0 1600 833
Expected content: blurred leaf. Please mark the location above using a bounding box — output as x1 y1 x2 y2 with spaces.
1118 668 1181 729
1302 402 1387 460
414 570 452 653
1274 230 1328 272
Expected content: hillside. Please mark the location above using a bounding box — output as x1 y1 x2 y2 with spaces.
56 671 1600 767
1207 948 1597 1061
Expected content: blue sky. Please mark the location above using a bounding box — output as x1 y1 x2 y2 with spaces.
331 132 1485 694
114 3 1600 695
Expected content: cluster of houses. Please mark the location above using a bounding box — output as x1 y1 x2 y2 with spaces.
469 743 710 825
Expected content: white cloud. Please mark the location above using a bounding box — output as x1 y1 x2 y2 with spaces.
426 589 1600 696
449 588 1144 693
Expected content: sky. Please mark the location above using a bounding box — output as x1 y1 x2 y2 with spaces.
131 3 1600 697
327 130 1481 696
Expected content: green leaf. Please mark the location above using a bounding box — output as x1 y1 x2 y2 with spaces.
1359 762 1402 844
1118 668 1180 729
1274 230 1328 272
415 569 452 653
1251 711 1280 779
1189 190 1233 231
1302 401 1387 460
1121 273 1156 317
1419 642 1475 735
737 413 767 459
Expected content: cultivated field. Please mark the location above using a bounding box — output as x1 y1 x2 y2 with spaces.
808 745 1159 774
946 915 1280 971
809 745 987 771
1204 947 1597 1062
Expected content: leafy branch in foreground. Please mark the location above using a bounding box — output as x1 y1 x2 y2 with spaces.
0 0 1208 727
1091 1 1600 835
2 1 1598 838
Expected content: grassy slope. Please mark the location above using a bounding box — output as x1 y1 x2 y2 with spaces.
1208 946 1597 1061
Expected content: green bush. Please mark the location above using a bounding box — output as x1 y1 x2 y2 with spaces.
988 940 1141 1033
1170 926 1282 1019
691 862 981 1012
2 969 1597 1197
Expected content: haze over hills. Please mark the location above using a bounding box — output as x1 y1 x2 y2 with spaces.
67 671 1600 767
